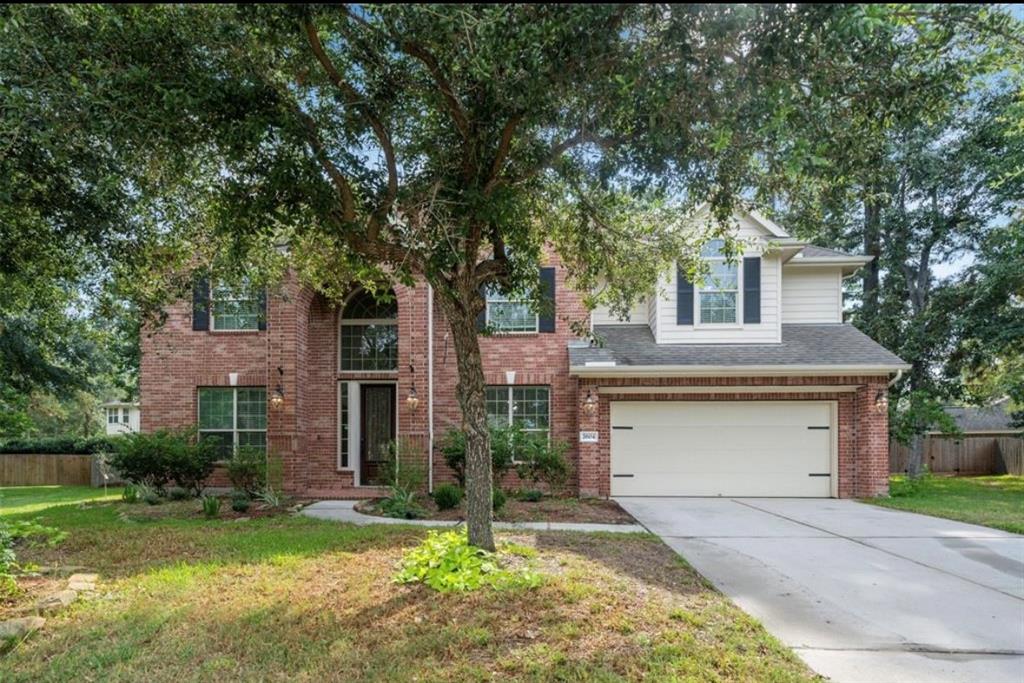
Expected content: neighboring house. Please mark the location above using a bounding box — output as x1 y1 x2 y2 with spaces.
937 399 1020 436
139 210 908 499
102 401 140 435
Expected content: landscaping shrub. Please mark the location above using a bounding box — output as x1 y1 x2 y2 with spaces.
517 489 543 503
165 436 219 496
109 428 216 493
394 529 541 592
440 426 516 487
432 483 463 511
226 447 267 497
230 490 251 513
121 484 140 504
143 490 163 506
167 486 190 501
0 435 120 455
515 436 572 492
256 487 284 508
379 485 425 519
492 487 507 513
201 495 221 519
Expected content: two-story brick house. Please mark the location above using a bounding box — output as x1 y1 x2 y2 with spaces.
140 210 908 499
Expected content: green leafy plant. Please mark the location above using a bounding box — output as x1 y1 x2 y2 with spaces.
108 428 217 494
379 485 425 520
517 489 543 503
121 484 140 504
394 529 541 593
255 487 284 508
227 447 267 497
432 483 463 511
143 491 162 506
167 486 190 501
0 435 120 455
201 495 221 519
515 436 572 493
230 490 251 513
492 488 507 513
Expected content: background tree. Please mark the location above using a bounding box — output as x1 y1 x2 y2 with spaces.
5 4 1016 543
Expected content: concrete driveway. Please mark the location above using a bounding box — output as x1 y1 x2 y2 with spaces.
616 497 1024 683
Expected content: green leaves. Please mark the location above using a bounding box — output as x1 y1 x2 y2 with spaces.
393 529 541 593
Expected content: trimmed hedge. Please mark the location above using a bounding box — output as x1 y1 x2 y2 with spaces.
0 435 122 455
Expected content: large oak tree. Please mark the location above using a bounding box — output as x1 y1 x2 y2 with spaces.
4 4 1008 545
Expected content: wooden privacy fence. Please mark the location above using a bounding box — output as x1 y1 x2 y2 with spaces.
0 453 94 486
890 436 1023 476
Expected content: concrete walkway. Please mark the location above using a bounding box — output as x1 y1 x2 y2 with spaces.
617 497 1024 683
300 500 646 533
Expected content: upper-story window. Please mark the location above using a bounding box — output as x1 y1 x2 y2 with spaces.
340 290 398 371
211 281 261 331
698 240 739 325
106 408 119 425
485 288 538 333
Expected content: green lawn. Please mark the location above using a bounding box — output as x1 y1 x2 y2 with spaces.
0 486 816 682
1 485 123 517
865 475 1024 534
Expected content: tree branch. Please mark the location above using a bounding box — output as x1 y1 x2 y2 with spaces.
398 39 472 140
302 17 398 215
484 115 522 196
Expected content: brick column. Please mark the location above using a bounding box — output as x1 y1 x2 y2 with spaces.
266 278 309 495
577 380 608 497
854 380 890 497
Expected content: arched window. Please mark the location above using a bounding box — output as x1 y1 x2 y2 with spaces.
340 290 398 371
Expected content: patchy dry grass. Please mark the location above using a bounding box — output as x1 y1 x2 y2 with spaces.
358 494 637 524
2 487 817 682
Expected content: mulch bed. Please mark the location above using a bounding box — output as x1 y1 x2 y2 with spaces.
354 495 637 524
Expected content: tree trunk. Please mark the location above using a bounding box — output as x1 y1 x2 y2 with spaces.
907 432 924 479
862 197 882 321
437 292 495 551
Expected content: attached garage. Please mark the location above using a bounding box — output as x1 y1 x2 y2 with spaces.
610 401 836 497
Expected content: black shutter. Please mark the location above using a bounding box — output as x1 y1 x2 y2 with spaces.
476 285 487 332
257 288 268 331
743 257 761 324
192 278 210 331
538 267 556 333
676 266 694 325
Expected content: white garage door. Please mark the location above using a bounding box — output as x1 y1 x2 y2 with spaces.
610 401 834 497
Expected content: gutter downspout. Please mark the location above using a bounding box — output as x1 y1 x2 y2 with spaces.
888 368 903 388
427 283 435 493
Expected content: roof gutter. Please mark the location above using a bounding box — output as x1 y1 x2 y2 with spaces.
570 363 912 378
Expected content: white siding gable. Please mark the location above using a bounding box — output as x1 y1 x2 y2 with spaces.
782 267 843 323
591 297 650 326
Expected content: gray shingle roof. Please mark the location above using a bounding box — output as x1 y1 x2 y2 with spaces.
942 403 1019 433
570 324 908 370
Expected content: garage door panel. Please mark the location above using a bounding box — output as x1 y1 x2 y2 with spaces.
619 425 830 453
610 401 834 497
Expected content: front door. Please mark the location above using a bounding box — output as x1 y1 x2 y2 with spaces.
360 384 396 486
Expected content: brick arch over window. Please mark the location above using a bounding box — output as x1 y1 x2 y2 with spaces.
339 289 399 372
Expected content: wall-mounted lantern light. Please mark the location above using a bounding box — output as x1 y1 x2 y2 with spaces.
874 389 888 415
406 364 420 411
583 389 599 415
270 366 285 409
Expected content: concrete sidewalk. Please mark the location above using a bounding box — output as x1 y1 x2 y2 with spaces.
300 500 647 534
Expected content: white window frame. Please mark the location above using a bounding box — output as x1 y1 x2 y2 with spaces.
485 291 539 334
338 290 399 373
197 387 267 457
106 408 118 425
209 280 261 332
485 385 551 463
695 240 743 327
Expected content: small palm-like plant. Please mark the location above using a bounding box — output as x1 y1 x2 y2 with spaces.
201 495 221 519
